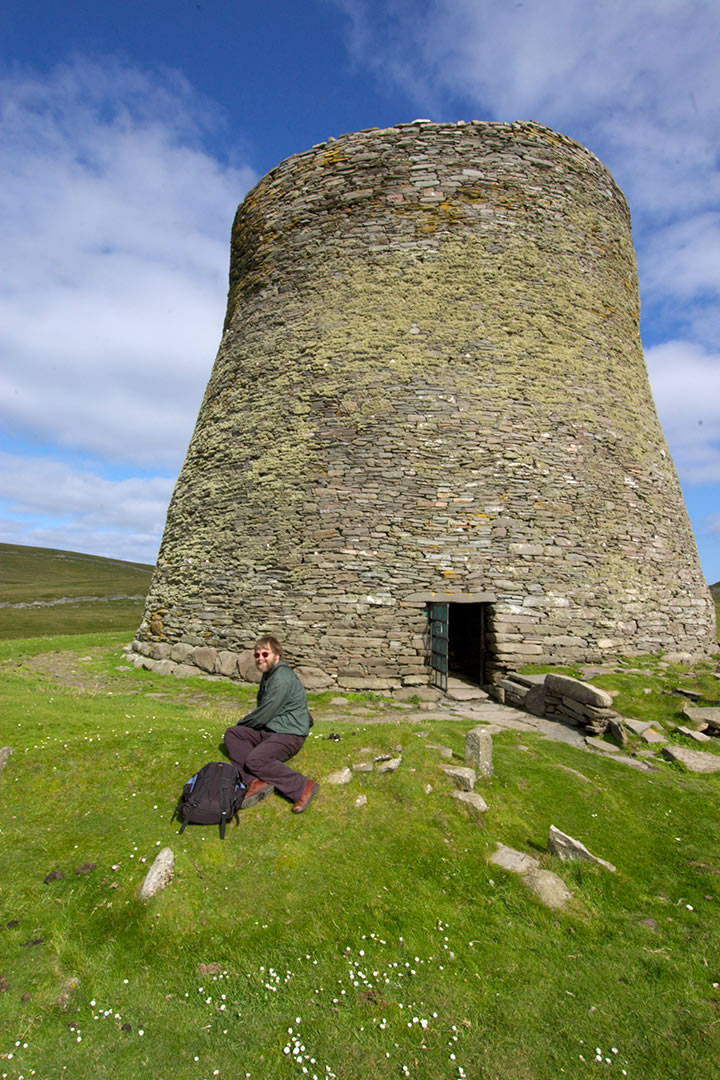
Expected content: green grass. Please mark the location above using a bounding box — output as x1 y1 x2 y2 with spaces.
1 634 719 1080
0 543 153 639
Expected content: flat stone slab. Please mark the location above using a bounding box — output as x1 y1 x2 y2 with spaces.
522 869 573 909
376 755 402 774
640 728 667 745
545 673 613 709
139 848 175 901
585 736 622 754
440 764 476 791
445 686 490 702
548 825 616 872
674 725 711 743
488 843 539 875
623 717 653 735
451 790 488 813
662 745 720 773
683 706 720 731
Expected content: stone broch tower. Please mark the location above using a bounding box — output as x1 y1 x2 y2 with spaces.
134 121 716 690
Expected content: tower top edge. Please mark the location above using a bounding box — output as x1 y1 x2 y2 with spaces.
244 119 623 209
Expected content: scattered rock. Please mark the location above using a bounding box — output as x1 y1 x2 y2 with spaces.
0 976 9 992
608 717 628 746
0 747 12 775
74 863 96 875
21 938 44 947
683 706 720 732
584 736 622 754
329 696 350 706
352 761 374 772
674 725 711 743
640 728 667 745
355 795 368 808
639 917 658 931
548 825 616 872
139 847 175 901
451 790 488 813
440 764 476 791
623 717 654 735
43 870 64 884
465 725 493 777
488 843 540 875
376 756 401 773
427 743 454 758
662 745 720 773
522 869 574 909
326 767 353 785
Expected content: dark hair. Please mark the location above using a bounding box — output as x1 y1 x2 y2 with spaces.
254 634 284 659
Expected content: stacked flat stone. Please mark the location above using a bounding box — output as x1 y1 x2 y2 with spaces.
542 673 617 736
135 120 716 690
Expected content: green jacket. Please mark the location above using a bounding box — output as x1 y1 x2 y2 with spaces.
241 660 311 737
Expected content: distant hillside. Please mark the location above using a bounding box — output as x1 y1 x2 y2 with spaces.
0 543 153 639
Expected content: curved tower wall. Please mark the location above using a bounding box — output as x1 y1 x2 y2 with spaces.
136 121 716 688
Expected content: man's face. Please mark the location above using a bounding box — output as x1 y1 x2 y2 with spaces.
254 644 279 675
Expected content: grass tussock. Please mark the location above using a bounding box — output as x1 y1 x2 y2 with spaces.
1 635 719 1079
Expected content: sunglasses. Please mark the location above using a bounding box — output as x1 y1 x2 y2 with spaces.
254 650 271 659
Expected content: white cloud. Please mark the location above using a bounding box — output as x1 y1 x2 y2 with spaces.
0 58 256 469
646 341 720 484
0 452 174 564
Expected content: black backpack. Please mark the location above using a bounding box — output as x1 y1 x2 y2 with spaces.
172 762 245 839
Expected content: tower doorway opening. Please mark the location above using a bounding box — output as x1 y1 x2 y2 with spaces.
428 600 489 691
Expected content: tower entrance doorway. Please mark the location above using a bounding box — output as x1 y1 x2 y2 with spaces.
428 599 489 691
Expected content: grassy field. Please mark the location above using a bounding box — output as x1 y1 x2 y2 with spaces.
0 544 153 639
1 632 719 1080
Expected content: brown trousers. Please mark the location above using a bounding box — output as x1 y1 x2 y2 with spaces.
223 725 308 802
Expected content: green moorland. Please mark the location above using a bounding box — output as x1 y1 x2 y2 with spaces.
1 630 720 1080
0 543 153 639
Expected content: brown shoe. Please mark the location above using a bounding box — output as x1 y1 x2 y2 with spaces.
242 778 273 808
292 780 318 814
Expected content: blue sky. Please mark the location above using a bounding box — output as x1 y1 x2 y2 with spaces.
1 0 719 583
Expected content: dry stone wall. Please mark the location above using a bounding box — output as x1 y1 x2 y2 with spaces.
135 120 716 688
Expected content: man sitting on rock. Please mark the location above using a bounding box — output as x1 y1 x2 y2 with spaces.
224 635 318 814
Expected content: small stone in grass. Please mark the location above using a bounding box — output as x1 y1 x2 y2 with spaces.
75 862 97 875
44 870 64 883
